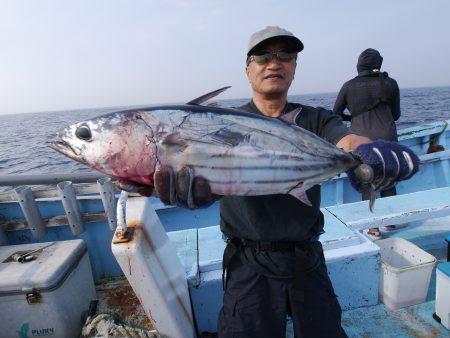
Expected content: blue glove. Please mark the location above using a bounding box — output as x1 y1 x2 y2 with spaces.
348 140 420 193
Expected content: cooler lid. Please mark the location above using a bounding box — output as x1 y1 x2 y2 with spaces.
0 239 87 294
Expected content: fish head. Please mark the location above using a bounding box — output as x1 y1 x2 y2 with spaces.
49 111 159 185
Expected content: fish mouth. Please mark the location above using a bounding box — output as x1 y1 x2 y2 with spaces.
47 140 88 165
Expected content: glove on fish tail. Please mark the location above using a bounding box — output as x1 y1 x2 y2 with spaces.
348 140 420 193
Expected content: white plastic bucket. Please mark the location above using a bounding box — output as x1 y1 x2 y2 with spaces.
377 237 436 309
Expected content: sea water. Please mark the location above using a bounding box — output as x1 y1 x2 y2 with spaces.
0 86 449 178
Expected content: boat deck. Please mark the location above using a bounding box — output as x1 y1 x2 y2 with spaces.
342 298 443 338
341 245 447 337
89 215 449 338
94 276 154 331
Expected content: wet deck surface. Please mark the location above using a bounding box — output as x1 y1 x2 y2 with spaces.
94 217 450 338
342 300 445 338
341 267 446 338
95 276 154 331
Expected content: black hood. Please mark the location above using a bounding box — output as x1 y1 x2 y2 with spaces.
357 48 383 73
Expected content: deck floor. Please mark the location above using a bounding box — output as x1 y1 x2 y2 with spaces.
341 216 449 338
342 300 445 338
339 216 449 338
341 261 447 338
95 276 155 331
91 216 450 338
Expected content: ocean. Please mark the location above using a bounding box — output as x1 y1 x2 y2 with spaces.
0 86 449 178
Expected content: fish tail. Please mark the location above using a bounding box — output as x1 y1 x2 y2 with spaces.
368 188 376 212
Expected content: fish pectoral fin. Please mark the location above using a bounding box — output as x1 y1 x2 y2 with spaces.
116 179 155 197
162 132 188 151
288 184 312 207
186 86 231 105
278 107 302 125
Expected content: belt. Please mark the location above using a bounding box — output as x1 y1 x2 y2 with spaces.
239 238 307 251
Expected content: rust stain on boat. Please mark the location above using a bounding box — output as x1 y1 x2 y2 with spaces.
110 220 193 328
127 255 132 275
113 222 144 275
96 277 154 330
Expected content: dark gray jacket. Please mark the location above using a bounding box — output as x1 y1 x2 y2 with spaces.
333 48 400 141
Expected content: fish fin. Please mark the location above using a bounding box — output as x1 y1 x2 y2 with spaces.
288 189 312 207
288 183 312 207
116 179 154 197
186 86 231 105
278 107 302 125
162 132 188 150
368 188 376 212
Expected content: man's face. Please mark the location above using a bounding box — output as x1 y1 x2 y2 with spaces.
246 41 297 97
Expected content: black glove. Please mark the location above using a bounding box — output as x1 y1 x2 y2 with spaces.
348 140 420 193
117 166 219 209
116 179 155 197
154 166 220 209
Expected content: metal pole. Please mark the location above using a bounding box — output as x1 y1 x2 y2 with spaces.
14 186 46 238
57 181 85 235
97 177 117 230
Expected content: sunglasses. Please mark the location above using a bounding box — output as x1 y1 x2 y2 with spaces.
247 51 297 65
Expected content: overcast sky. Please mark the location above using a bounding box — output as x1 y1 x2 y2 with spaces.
1 0 449 115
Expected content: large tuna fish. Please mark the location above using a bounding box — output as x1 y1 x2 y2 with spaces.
48 87 363 205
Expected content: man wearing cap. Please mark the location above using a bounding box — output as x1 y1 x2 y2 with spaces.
217 25 356 338
215 26 418 337
118 26 420 337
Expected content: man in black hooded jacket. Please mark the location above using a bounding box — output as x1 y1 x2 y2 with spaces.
333 48 401 238
333 48 400 141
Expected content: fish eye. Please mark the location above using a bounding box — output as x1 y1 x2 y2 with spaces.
75 125 92 141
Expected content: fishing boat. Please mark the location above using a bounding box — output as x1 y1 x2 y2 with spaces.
0 120 449 338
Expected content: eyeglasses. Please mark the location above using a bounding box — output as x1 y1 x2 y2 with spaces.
247 51 297 65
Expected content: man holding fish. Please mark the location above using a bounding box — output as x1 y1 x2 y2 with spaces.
49 26 420 338
174 27 418 338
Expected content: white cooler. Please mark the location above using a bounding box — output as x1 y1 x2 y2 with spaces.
0 239 96 338
435 261 450 329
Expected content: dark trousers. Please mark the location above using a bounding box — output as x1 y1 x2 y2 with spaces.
218 252 348 338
